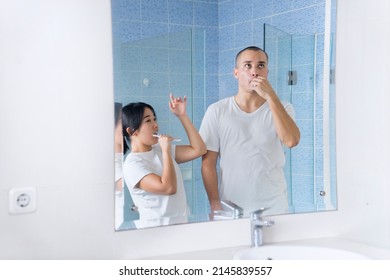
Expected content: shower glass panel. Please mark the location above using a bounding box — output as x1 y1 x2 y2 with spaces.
290 33 318 213
264 24 329 213
113 29 206 230
263 24 294 211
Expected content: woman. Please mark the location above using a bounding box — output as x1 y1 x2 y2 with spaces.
122 94 206 228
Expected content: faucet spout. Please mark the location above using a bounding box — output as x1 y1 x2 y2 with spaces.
250 208 274 247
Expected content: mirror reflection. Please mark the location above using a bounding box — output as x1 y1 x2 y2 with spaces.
112 0 337 230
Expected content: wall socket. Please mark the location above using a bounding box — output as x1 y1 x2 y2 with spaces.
9 187 37 214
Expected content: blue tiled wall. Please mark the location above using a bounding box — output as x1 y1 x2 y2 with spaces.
111 0 335 220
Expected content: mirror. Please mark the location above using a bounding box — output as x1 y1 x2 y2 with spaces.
111 0 337 230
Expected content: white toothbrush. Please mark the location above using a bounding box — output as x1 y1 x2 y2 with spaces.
153 134 181 142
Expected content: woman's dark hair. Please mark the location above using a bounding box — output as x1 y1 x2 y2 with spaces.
121 102 156 154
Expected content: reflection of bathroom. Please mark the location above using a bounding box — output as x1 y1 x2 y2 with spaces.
1 0 390 260
112 0 337 229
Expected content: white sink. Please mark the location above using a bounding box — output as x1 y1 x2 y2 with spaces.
234 245 371 260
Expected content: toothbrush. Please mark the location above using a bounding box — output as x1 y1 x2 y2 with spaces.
153 133 181 142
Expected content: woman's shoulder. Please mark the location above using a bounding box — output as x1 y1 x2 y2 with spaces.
123 153 142 169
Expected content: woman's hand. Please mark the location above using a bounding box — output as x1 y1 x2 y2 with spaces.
158 134 173 153
169 93 186 117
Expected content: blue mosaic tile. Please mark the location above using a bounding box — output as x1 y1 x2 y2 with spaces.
205 51 219 75
140 22 169 46
292 146 314 175
120 44 141 72
141 72 170 98
169 73 192 98
168 28 192 50
315 65 324 96
219 0 235 27
292 35 315 66
315 33 325 64
275 66 292 95
292 0 324 9
283 5 325 35
141 0 168 23
169 49 192 74
233 0 252 23
218 73 237 99
252 20 266 47
218 49 236 74
203 27 219 51
219 25 235 51
193 50 206 74
252 0 273 19
315 122 324 150
205 74 219 100
295 119 314 148
292 91 314 119
120 70 142 97
116 21 141 43
273 0 293 14
193 96 206 122
192 28 207 51
292 64 315 93
194 2 218 26
140 46 169 72
234 21 253 49
315 147 324 177
112 0 141 21
168 0 193 25
291 175 315 202
315 97 323 120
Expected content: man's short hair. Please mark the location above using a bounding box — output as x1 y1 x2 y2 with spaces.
235 46 269 67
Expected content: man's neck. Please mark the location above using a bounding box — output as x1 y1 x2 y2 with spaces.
234 91 266 113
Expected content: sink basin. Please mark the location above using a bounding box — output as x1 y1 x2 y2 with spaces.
234 245 371 260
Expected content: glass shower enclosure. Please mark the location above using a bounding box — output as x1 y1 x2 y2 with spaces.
264 23 336 213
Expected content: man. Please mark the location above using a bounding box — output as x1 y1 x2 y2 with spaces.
200 46 300 216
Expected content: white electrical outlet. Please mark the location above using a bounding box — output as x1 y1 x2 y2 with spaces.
9 187 37 214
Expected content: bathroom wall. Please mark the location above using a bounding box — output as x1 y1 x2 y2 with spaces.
333 0 390 249
1 0 390 259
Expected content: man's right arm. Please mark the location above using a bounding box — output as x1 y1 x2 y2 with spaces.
201 150 222 211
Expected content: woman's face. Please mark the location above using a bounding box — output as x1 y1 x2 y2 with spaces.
135 107 159 145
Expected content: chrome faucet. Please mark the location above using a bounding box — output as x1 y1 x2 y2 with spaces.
211 200 243 220
250 208 275 247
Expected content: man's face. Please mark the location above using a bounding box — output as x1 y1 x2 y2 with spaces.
234 49 269 92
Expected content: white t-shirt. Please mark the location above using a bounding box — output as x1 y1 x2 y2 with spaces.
200 96 295 216
122 145 189 228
